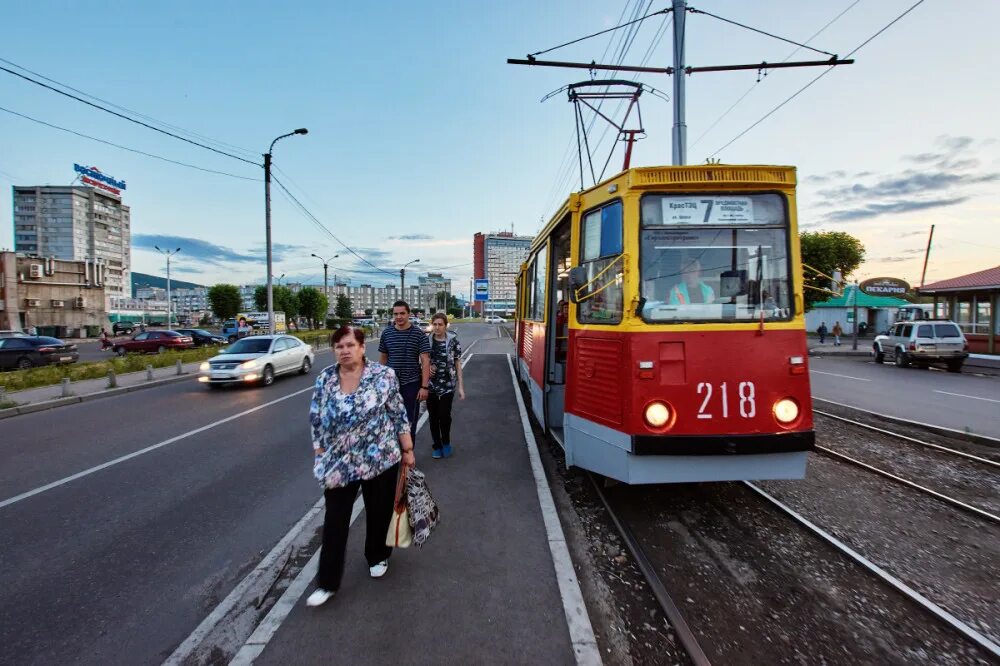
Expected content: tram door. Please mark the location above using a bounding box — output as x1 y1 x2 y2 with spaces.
544 218 572 442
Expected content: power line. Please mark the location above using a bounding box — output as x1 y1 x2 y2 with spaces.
270 175 396 276
0 63 261 166
0 104 261 181
528 6 671 58
690 0 862 150
0 55 260 160
687 6 837 57
708 0 926 158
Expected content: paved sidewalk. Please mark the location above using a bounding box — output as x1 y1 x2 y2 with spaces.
242 354 585 665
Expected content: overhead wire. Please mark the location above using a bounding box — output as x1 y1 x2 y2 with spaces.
708 0 927 158
0 63 261 166
528 5 670 57
687 6 837 57
270 174 396 276
0 104 261 181
690 0 863 150
0 55 261 160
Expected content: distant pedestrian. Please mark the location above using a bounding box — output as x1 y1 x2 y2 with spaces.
379 300 431 438
832 321 843 346
817 322 828 344
426 313 464 459
99 327 111 350
306 325 415 607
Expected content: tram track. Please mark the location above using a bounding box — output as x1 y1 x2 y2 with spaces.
745 481 1000 661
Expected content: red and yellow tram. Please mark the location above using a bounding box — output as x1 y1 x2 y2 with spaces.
515 164 814 484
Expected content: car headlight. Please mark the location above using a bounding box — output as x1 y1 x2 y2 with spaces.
241 360 258 369
773 398 800 424
643 401 672 428
199 362 210 371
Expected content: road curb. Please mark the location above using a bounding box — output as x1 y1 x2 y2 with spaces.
813 397 1000 448
0 372 194 421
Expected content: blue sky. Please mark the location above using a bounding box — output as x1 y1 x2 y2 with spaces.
1 0 997 296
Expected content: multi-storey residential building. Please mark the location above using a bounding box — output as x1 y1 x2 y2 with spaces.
417 272 452 313
473 231 533 316
12 184 131 309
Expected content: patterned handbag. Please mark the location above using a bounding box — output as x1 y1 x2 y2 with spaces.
385 466 412 548
405 467 439 547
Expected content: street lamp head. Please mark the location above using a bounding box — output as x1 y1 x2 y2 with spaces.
311 253 320 259
175 247 181 253
294 128 309 135
154 245 161 252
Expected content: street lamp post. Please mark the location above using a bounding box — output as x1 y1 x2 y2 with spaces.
311 253 340 305
400 258 419 303
264 128 308 333
154 246 181 329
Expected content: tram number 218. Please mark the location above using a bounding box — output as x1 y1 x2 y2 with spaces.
696 381 756 419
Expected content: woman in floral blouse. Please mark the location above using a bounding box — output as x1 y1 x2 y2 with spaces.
306 325 415 607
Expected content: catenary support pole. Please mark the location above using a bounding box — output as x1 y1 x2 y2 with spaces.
672 0 687 165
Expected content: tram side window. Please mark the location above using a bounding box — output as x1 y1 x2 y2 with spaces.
532 247 547 321
577 201 624 324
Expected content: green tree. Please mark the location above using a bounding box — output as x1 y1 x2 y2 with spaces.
335 294 352 321
207 284 241 321
253 285 299 320
297 287 328 329
800 231 866 311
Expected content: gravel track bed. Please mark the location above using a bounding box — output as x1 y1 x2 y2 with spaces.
813 401 1000 462
814 414 1000 516
761 454 1000 656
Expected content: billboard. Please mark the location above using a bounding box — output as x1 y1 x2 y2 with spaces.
474 279 489 302
859 277 909 297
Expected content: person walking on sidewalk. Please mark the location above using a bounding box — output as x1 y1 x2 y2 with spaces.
817 322 828 344
832 321 843 346
307 325 415 607
379 300 431 438
426 313 464 459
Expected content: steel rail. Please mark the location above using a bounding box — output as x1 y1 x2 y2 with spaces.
744 482 1000 660
815 445 1000 524
814 409 1000 469
587 473 712 666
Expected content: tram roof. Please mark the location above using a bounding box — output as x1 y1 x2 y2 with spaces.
532 164 796 252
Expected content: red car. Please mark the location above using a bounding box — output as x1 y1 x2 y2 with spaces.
113 330 194 355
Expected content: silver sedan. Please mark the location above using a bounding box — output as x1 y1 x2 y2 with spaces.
199 335 314 387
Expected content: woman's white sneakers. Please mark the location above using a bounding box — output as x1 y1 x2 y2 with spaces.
306 588 334 607
369 560 389 578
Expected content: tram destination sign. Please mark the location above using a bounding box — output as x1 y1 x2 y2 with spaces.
662 196 754 225
859 277 910 296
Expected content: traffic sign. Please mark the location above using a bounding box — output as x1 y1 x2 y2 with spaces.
474 279 489 302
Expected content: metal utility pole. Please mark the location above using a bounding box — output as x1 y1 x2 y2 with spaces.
508 5 852 167
154 245 181 329
264 128 308 333
851 283 860 351
400 259 419 303
672 0 687 165
920 224 935 287
311 253 339 304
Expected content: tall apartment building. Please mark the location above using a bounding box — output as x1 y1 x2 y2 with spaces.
473 231 533 316
12 184 131 309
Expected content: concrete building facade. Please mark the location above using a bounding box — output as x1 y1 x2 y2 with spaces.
0 251 108 336
12 185 131 309
473 231 532 316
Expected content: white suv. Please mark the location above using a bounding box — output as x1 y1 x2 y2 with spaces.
873 320 968 372
484 315 507 323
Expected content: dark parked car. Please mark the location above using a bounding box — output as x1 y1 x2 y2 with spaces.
0 336 79 370
175 328 226 347
112 330 194 355
113 321 138 335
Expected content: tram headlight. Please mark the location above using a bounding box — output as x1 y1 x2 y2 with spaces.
773 398 800 424
644 401 672 428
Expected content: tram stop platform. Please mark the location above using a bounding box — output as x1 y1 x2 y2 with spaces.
233 352 599 665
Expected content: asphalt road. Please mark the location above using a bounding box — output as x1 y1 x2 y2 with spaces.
0 324 500 665
809 355 1000 438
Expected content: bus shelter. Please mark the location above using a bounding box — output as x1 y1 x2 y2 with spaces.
919 265 1000 355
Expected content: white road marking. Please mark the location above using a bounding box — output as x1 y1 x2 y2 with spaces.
0 386 314 511
811 370 871 382
934 390 1000 404
506 354 601 665
223 353 476 664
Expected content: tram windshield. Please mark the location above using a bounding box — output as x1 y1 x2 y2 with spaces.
639 193 792 323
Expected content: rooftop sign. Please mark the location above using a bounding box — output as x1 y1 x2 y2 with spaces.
859 276 909 296
74 164 126 196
